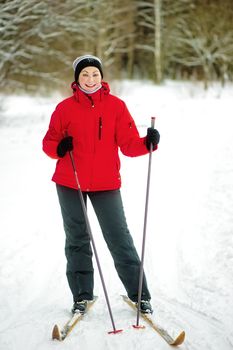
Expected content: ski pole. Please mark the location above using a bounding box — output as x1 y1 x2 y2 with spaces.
67 144 122 335
134 117 155 328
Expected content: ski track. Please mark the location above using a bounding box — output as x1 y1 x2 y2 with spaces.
1 293 230 350
153 295 232 350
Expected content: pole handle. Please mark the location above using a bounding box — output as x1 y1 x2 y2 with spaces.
151 117 156 129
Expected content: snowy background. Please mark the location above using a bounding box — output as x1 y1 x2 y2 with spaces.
0 80 232 350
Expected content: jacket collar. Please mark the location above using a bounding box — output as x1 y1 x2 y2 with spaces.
71 81 110 105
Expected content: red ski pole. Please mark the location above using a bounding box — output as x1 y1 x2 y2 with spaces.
67 140 123 335
134 117 156 328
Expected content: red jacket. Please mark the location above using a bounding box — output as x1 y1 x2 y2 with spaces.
43 81 155 191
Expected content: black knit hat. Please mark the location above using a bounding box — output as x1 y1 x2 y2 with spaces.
73 55 103 82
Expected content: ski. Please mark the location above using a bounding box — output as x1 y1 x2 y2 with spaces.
52 296 98 341
122 295 185 346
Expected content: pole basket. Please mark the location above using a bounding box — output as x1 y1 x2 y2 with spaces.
133 324 146 329
108 329 123 334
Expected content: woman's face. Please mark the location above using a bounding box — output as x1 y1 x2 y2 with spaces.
78 66 102 92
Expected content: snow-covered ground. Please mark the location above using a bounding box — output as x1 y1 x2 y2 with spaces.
0 80 233 350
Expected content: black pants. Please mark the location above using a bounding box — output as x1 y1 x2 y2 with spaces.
56 185 151 302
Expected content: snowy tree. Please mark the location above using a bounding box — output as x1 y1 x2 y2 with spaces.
1 1 59 91
0 0 103 91
136 0 192 83
136 0 163 83
166 0 233 86
0 0 233 92
87 0 137 80
0 0 138 91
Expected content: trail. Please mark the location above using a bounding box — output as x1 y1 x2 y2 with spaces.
1 82 233 349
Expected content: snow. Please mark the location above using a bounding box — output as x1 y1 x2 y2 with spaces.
0 80 233 350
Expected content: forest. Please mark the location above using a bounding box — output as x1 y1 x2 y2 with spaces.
1 0 233 93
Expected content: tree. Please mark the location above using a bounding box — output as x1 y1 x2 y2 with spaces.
0 0 233 92
88 0 137 80
136 0 159 82
136 0 191 83
170 0 233 87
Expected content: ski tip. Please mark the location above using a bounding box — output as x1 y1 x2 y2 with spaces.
170 330 185 346
52 324 62 341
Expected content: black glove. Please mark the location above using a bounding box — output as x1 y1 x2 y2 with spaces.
57 136 73 157
145 128 160 151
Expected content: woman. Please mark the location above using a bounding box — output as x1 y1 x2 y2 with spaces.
42 55 160 315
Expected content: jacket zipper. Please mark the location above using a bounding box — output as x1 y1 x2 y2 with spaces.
99 117 102 140
86 94 94 107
